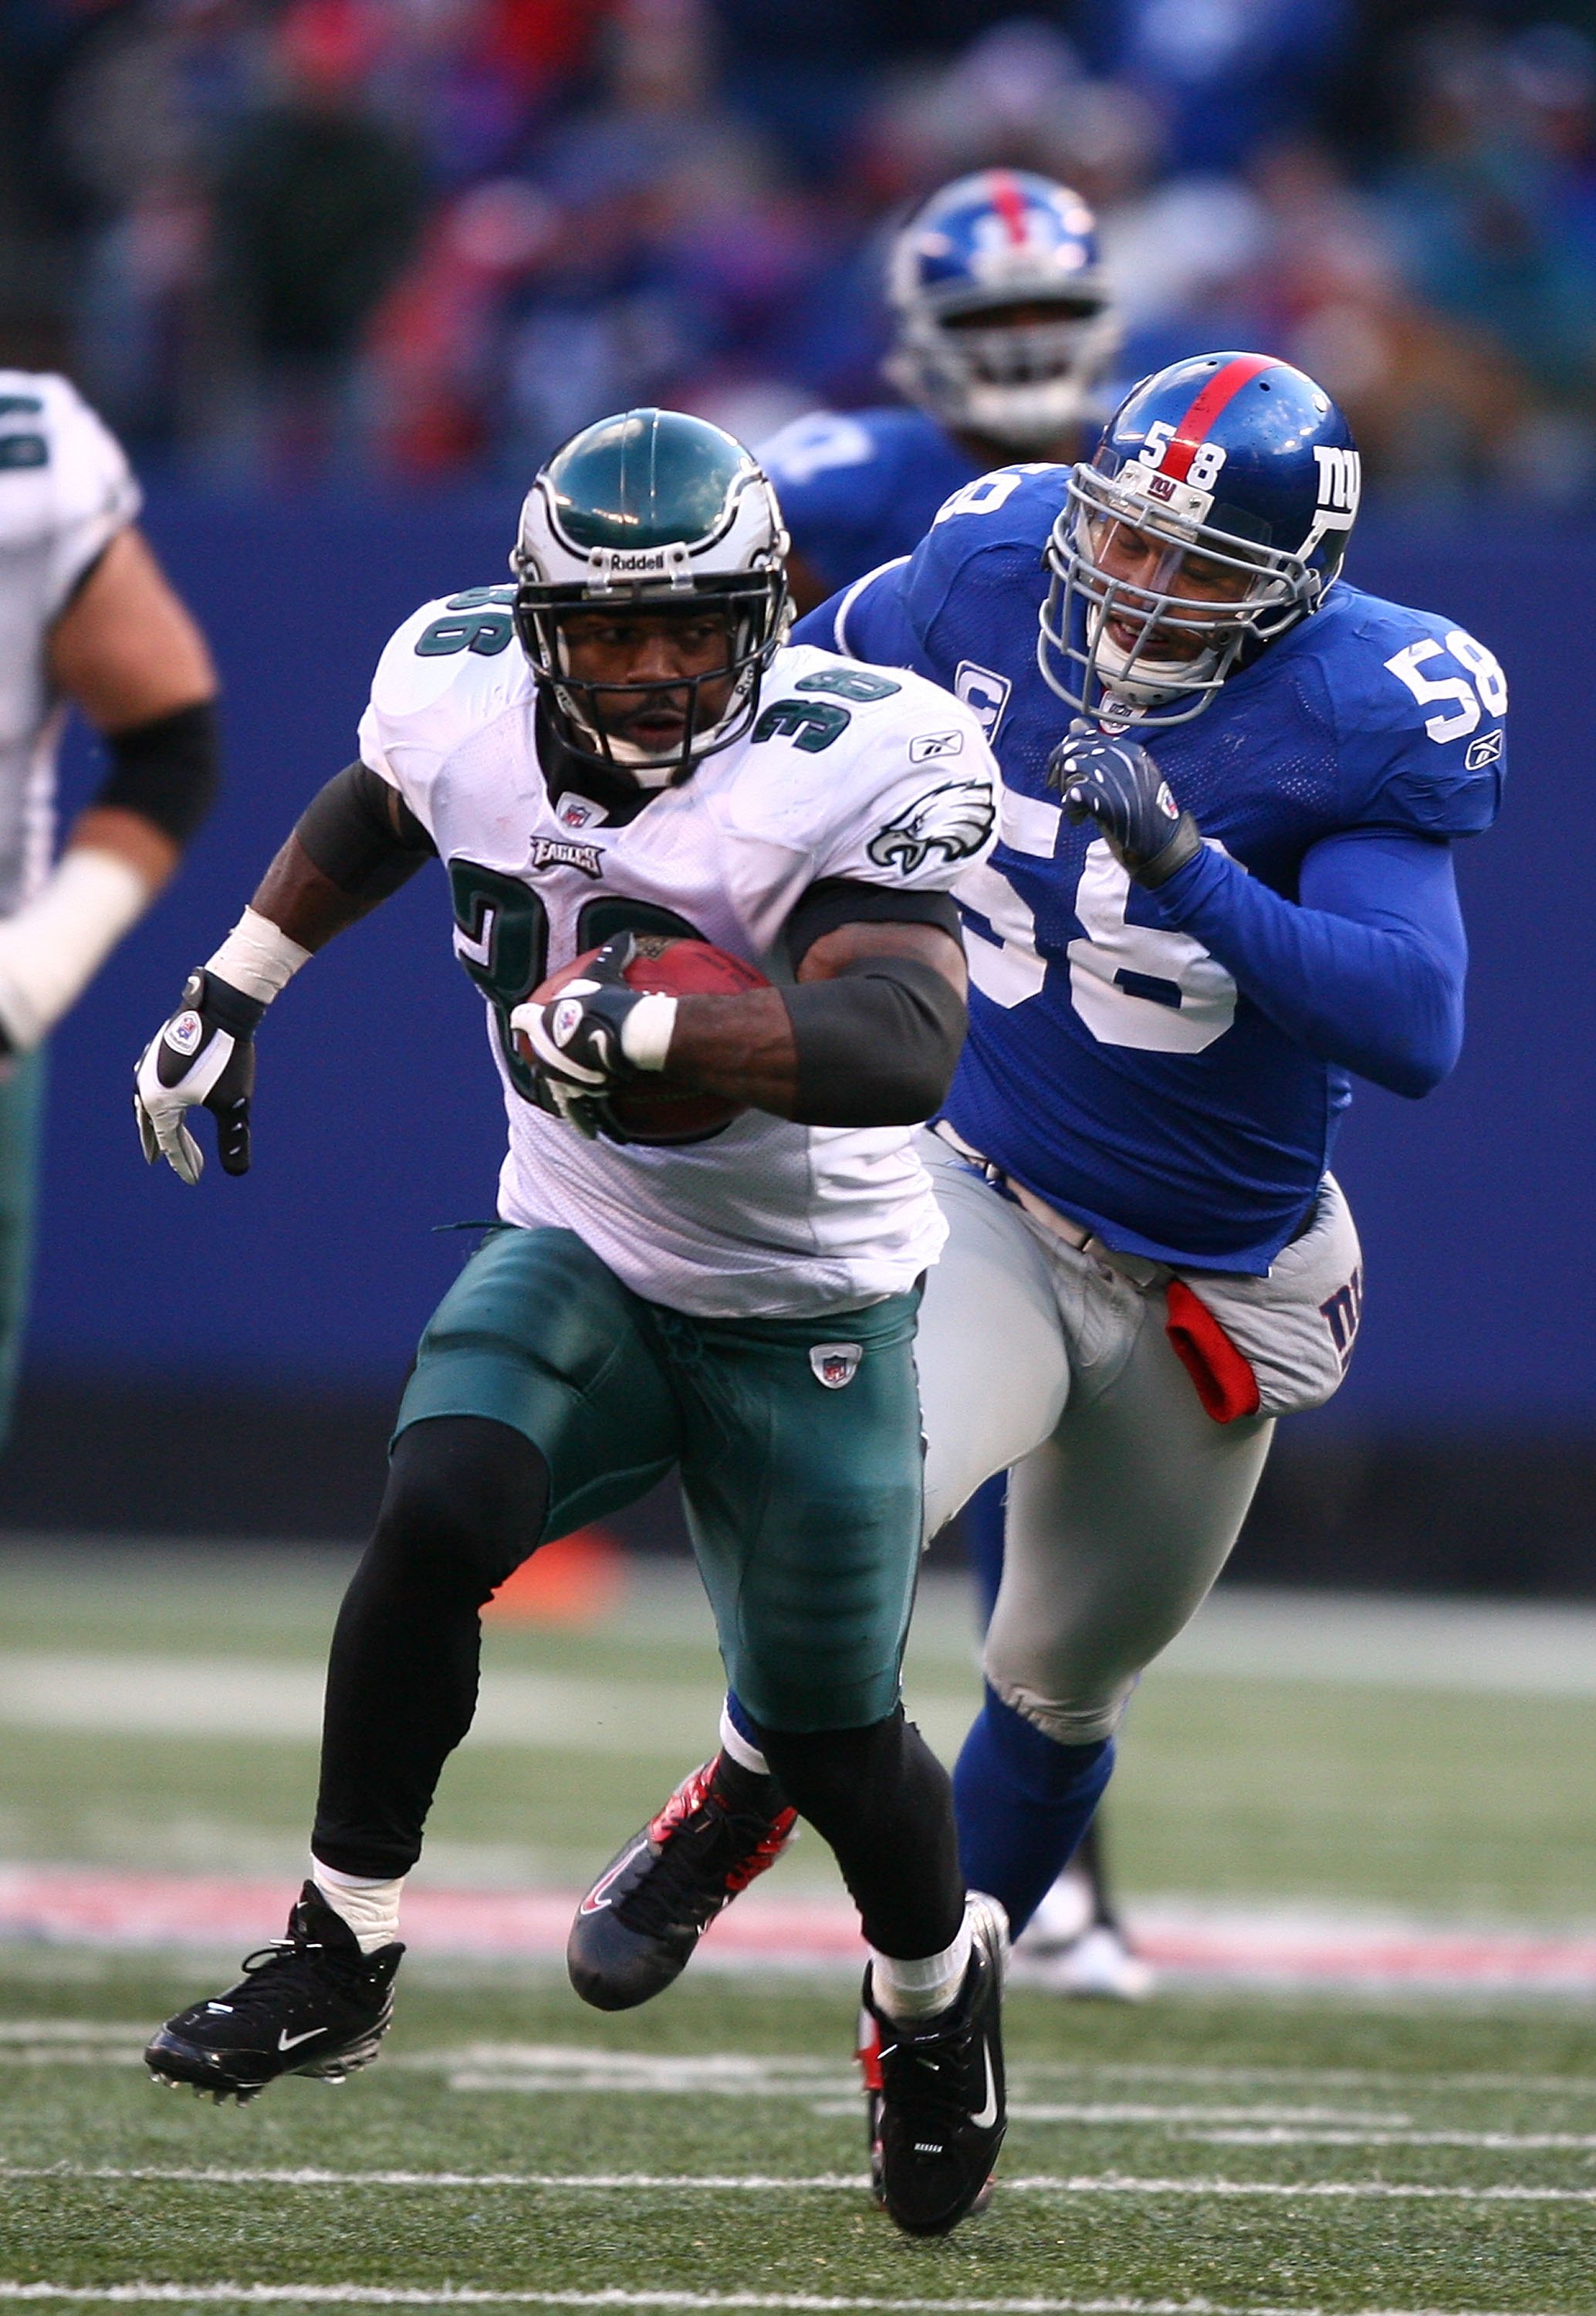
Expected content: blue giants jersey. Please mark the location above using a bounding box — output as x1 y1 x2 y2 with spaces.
756 407 984 599
795 462 1506 1272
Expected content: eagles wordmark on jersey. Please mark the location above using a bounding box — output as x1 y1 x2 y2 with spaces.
358 620 999 1316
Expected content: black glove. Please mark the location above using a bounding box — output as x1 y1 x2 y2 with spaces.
511 934 654 1137
134 969 262 1183
1047 720 1202 889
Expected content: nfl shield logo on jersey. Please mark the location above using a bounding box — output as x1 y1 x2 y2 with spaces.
810 1342 863 1389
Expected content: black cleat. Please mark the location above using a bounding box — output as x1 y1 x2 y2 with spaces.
864 1892 1009 2237
144 1881 404 2104
568 1754 796 2011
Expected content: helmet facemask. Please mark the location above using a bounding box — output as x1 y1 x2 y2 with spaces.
515 571 788 789
888 297 1121 449
1039 456 1326 727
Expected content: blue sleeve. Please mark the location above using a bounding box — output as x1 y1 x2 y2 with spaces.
1319 610 1506 838
793 557 921 664
1148 827 1468 1099
793 485 1051 680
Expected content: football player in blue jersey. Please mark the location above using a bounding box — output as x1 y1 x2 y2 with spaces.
762 165 1143 1994
759 169 1121 617
566 354 1506 2068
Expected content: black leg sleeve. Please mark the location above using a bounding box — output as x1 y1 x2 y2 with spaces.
748 1707 965 1961
313 1415 549 1878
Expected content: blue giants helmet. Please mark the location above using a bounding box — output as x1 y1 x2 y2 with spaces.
1040 351 1361 727
885 169 1121 447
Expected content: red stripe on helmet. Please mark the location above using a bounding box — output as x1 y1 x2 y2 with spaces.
1158 354 1278 482
989 170 1030 245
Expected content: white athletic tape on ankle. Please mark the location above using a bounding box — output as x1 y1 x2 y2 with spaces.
311 1859 404 1954
871 1915 973 2022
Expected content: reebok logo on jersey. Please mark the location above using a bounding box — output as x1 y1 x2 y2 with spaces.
867 780 996 876
532 838 604 877
1465 729 1503 771
810 1342 862 1389
164 1010 203 1057
909 727 965 764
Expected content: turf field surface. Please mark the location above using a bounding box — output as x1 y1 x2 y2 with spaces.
3 1542 1596 2310
4 1959 1596 2313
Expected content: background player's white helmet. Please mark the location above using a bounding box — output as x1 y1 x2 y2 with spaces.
884 169 1121 449
512 407 790 788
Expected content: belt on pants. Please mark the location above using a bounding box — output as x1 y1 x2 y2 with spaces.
930 1120 1168 1282
932 1122 1318 1279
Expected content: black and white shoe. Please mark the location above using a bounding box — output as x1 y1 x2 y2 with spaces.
144 1881 404 2104
568 1755 796 2011
863 1892 1009 2237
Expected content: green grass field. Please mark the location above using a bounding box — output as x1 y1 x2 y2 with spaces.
3 1542 1596 2314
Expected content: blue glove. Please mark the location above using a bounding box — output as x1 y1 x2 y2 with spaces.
1047 720 1202 889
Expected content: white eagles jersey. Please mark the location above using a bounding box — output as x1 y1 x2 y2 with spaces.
358 608 999 1318
0 373 140 916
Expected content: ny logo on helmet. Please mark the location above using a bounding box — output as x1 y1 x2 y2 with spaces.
1313 446 1361 515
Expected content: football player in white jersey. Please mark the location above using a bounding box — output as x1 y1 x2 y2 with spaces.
0 371 218 1436
133 408 1008 2239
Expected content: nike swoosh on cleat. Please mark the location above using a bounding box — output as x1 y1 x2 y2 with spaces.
579 1840 648 1915
277 2026 326 2051
205 2004 234 2014
971 2040 999 2131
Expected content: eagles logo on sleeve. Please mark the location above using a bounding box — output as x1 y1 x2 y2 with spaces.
867 780 996 876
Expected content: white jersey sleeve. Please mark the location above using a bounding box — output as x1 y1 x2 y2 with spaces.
356 587 526 841
0 374 143 621
754 644 999 897
0 375 142 914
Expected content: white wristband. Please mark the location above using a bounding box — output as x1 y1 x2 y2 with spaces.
619 990 678 1072
0 846 150 1051
206 906 313 1006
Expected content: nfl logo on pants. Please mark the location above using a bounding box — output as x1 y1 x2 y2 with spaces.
810 1342 863 1389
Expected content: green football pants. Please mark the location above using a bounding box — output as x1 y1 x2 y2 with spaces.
394 1224 926 1733
0 1048 45 1453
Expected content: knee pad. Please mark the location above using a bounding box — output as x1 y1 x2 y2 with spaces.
377 1416 549 1601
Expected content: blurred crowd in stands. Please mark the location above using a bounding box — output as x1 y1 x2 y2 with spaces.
5 0 1596 499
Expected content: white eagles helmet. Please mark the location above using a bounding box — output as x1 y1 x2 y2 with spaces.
512 406 791 788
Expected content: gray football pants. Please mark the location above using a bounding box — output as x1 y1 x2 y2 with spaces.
916 1133 1274 1747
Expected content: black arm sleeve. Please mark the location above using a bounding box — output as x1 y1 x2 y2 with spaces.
780 954 967 1127
92 699 220 844
295 761 436 904
783 875 963 971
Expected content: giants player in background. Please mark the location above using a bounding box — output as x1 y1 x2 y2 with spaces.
0 371 217 1435
755 168 1134 1992
760 168 1143 1993
569 355 1506 2060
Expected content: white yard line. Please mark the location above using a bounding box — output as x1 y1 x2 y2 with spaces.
10 2028 1596 2108
1188 2127 1596 2149
0 2293 1559 2316
8 2166 1596 2204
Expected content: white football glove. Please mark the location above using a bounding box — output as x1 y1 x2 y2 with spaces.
134 969 262 1184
